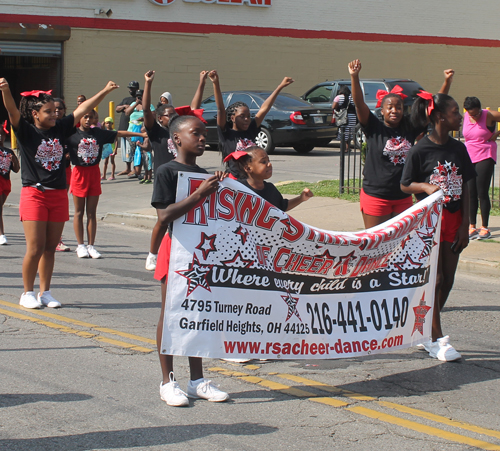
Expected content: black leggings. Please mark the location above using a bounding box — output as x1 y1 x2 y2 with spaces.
469 158 495 227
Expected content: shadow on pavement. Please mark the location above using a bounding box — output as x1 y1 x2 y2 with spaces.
0 423 277 451
0 392 92 408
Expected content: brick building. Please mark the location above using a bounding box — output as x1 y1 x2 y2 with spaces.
1 0 500 118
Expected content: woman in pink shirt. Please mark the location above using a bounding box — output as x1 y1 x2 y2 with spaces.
462 97 499 239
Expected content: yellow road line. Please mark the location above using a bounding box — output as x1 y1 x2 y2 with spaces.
0 299 156 345
277 373 374 401
278 373 500 441
210 366 500 448
348 406 500 450
0 307 152 353
209 367 348 407
378 401 500 441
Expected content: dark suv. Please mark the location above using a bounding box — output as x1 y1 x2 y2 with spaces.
302 79 425 115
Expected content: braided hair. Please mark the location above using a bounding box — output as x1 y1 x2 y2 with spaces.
226 101 249 127
19 93 54 125
234 145 263 179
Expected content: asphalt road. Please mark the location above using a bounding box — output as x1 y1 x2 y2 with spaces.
1 146 500 450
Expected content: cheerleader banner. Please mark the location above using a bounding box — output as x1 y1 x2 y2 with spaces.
161 173 443 360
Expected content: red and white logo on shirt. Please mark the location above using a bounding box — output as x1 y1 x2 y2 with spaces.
35 139 64 171
0 149 12 175
430 160 462 204
383 137 412 165
78 138 99 165
235 138 256 152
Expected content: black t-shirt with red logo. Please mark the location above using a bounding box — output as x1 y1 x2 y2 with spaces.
14 115 75 189
146 121 177 174
362 112 423 200
217 119 260 178
66 128 118 167
0 146 15 181
401 136 476 213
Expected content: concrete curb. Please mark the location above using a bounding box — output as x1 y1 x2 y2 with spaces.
102 212 156 229
457 257 500 278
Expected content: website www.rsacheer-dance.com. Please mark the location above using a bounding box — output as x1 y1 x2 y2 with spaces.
223 335 404 357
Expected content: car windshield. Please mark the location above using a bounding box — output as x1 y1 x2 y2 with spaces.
260 92 312 109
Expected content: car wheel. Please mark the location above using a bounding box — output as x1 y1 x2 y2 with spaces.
293 143 315 154
255 128 275 154
355 123 366 148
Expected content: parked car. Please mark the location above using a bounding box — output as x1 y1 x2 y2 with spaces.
302 78 425 147
302 78 425 115
199 91 337 154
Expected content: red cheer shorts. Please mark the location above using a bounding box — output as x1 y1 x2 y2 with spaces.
70 165 102 198
154 233 172 282
0 177 11 196
19 187 69 222
440 208 462 243
360 189 413 217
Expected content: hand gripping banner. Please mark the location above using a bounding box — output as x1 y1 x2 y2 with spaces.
161 174 443 360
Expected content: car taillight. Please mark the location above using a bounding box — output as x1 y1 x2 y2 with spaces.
290 111 306 125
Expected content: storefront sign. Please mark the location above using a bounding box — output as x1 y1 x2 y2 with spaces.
149 0 271 6
161 174 442 360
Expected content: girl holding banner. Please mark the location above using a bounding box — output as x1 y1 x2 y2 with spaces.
401 92 476 361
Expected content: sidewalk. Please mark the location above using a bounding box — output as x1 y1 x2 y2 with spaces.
102 191 500 278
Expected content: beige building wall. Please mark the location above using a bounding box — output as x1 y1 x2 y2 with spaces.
63 28 500 114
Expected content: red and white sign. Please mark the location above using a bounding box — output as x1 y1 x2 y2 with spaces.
161 175 443 360
149 0 271 6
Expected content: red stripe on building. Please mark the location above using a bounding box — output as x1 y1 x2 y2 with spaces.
3 14 500 48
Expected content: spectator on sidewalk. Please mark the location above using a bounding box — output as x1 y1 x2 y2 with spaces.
116 81 139 176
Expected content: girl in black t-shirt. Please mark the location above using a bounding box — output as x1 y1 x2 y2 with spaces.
151 114 229 407
67 109 144 259
401 93 475 362
226 146 313 212
0 78 118 309
348 59 454 229
209 70 294 178
0 122 20 245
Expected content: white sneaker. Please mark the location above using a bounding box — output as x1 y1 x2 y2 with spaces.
0 235 7 245
428 335 461 362
77 245 89 258
160 373 189 407
416 339 432 352
38 290 61 308
145 253 157 271
87 245 101 259
187 378 229 402
20 292 42 309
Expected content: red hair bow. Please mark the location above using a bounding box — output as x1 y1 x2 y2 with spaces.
375 85 408 108
174 105 207 124
223 150 248 163
2 120 9 134
416 90 435 116
20 90 53 98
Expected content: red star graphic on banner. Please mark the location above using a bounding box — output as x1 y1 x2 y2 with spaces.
417 228 437 260
175 254 213 296
234 225 249 244
400 234 412 249
393 254 423 271
221 250 254 268
195 232 218 260
281 292 302 322
412 292 432 336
